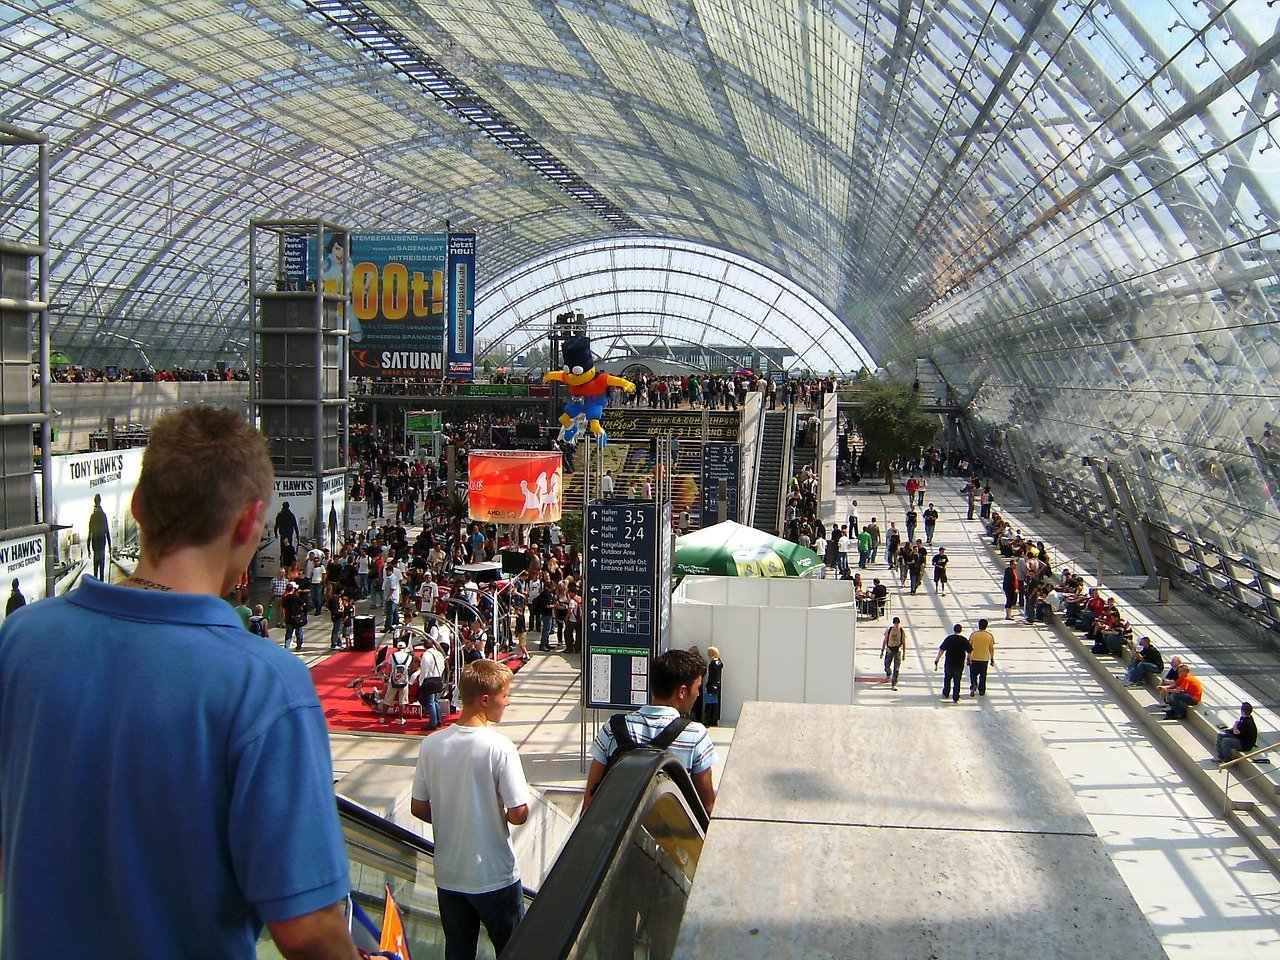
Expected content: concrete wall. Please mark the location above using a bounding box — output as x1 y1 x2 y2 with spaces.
48 381 250 452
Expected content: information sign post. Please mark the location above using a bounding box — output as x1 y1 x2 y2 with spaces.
700 441 741 526
584 500 661 710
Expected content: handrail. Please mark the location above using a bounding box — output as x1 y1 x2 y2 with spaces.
335 794 540 902
498 749 708 960
337 794 436 857
1217 740 1279 770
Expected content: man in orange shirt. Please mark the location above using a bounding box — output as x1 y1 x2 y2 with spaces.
1158 663 1203 720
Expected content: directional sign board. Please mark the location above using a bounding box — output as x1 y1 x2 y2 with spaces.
585 499 660 710
700 441 741 525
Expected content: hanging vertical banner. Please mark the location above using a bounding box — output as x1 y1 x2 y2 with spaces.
467 451 563 524
346 233 447 378
446 232 476 380
281 233 310 288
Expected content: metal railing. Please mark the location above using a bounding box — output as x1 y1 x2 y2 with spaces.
1218 741 1280 813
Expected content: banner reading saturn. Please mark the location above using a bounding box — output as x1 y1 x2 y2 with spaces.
468 451 563 524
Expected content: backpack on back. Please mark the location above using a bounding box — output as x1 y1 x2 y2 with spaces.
603 714 691 778
388 651 412 688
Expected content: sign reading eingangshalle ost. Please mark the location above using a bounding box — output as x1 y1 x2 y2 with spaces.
585 500 659 710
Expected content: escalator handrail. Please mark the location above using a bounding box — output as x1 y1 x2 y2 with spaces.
335 795 538 900
498 748 708 960
337 795 437 857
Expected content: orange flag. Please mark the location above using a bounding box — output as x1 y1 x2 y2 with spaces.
380 883 412 960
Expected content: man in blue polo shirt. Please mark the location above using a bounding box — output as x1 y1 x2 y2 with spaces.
581 648 717 815
0 406 358 960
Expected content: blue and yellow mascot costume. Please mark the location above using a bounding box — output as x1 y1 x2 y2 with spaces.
543 335 634 445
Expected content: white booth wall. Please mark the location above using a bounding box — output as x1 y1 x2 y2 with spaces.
672 575 857 724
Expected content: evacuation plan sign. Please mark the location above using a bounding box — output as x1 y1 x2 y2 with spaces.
585 500 660 710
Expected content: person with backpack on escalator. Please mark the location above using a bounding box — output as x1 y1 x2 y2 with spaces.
580 649 718 815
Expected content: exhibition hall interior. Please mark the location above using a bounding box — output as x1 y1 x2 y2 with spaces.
3 1 1280 957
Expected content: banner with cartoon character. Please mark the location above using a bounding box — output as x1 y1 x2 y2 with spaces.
467 451 563 524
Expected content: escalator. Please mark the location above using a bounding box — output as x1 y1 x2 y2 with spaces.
500 750 710 960
257 797 537 959
260 753 705 960
751 410 787 533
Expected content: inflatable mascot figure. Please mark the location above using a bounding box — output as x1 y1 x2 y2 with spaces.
543 335 634 445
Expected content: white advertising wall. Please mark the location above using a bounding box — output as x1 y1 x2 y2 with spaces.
0 534 47 623
43 448 144 592
257 476 316 574
672 575 858 723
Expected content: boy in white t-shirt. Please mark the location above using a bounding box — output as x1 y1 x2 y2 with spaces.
412 660 530 960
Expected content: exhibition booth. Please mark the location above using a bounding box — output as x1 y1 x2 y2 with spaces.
670 575 858 725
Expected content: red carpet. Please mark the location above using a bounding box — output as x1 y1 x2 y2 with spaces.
310 649 526 736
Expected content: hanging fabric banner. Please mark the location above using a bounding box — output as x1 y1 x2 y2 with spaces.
467 451 563 524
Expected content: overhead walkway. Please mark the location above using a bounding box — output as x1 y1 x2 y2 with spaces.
675 703 1165 960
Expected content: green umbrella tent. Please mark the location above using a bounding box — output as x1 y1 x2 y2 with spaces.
673 520 823 578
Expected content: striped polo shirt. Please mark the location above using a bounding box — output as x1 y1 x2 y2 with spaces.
590 704 716 775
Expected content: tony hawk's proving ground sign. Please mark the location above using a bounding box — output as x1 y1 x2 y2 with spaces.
467 451 563 524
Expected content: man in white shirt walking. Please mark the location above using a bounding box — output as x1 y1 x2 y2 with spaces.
412 660 530 960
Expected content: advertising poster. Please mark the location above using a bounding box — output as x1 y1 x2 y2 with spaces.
321 472 347 554
467 451 563 524
346 233 447 378
257 476 315 575
46 448 144 593
446 232 476 380
0 534 46 623
348 499 369 534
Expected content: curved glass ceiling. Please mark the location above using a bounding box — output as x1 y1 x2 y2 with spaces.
1 0 1278 583
475 237 873 373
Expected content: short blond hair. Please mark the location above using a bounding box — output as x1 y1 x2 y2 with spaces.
133 406 273 558
459 659 513 704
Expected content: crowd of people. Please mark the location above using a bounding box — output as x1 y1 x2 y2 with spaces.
42 364 252 383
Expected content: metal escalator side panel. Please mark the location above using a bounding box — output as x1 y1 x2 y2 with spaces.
499 750 708 960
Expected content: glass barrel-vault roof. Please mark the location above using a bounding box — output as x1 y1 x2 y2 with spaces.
474 237 874 374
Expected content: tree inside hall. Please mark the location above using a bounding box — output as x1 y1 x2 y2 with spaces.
850 380 941 493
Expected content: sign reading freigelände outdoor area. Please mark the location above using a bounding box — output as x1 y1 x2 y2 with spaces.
584 499 671 711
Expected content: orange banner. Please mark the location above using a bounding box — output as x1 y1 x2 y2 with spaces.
380 883 412 959
468 450 563 524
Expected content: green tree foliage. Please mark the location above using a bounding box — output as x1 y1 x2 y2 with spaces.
850 380 941 492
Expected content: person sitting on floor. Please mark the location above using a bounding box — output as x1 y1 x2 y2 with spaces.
1158 663 1203 721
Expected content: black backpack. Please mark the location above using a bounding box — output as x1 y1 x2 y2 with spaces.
603 714 691 777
